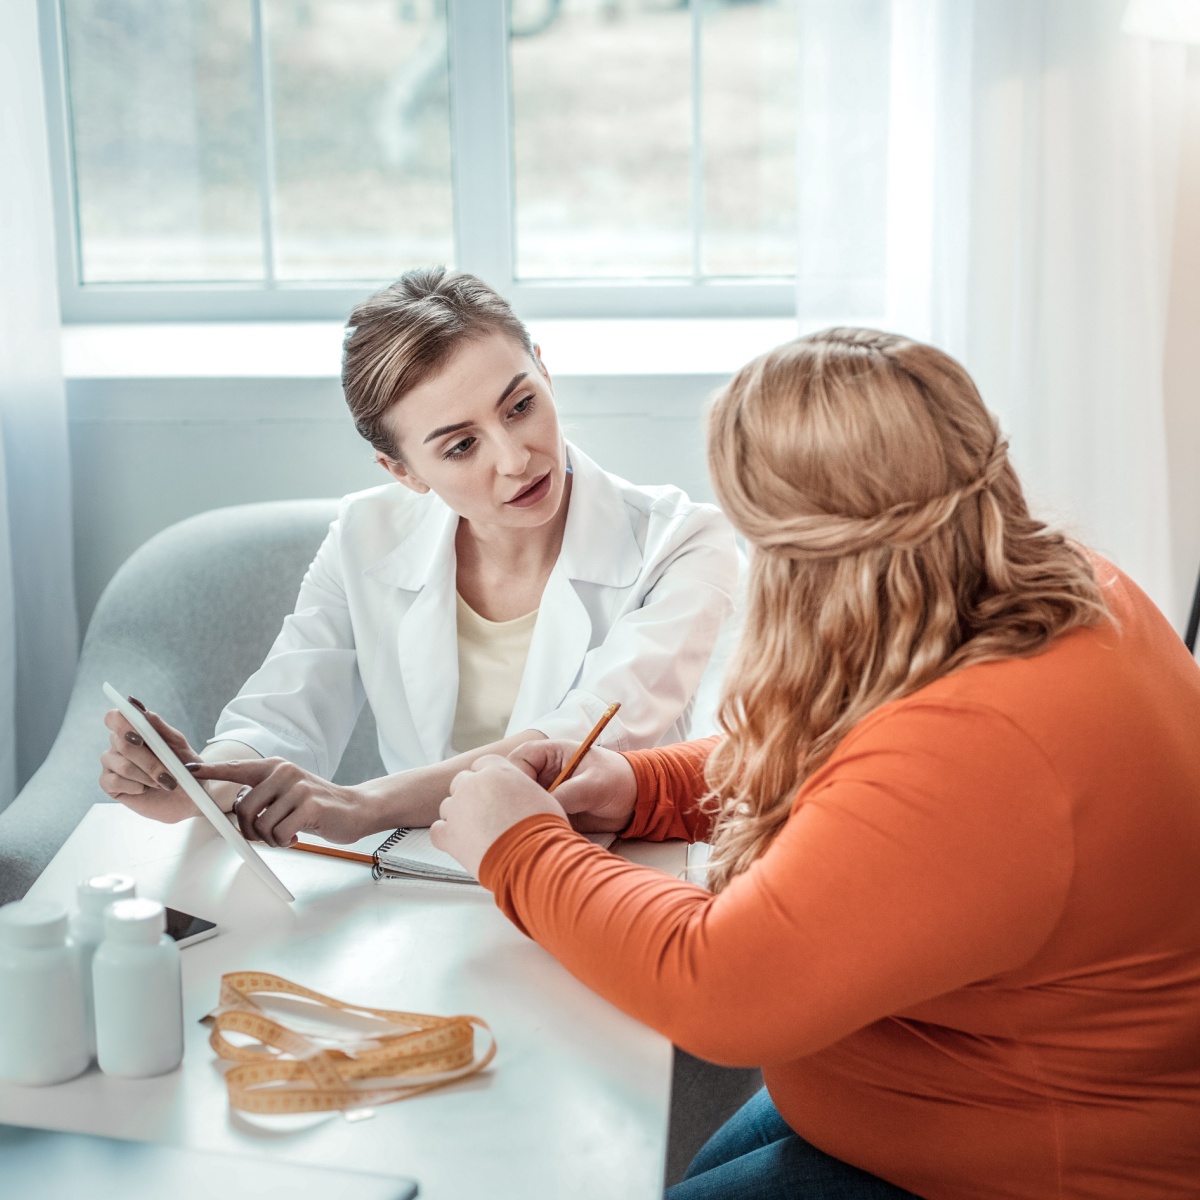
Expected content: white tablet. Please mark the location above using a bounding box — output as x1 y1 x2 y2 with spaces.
102 683 295 903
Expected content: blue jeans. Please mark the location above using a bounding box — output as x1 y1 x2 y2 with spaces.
666 1088 921 1200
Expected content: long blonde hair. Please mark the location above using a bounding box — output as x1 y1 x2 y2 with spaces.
704 328 1106 892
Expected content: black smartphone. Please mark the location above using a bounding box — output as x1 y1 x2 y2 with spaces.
163 907 218 948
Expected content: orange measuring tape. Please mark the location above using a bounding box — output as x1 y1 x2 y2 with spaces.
204 971 495 1115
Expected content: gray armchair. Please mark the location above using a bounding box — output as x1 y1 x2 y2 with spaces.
0 499 382 904
0 499 758 1182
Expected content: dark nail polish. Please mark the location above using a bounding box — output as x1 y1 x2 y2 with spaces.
184 762 202 773
125 731 144 747
158 773 177 790
128 696 148 713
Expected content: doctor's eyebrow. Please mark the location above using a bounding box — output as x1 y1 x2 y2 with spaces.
422 372 530 444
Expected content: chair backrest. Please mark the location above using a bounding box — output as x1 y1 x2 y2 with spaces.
79 499 384 783
0 500 386 905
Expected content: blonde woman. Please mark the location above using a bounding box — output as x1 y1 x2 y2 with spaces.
433 329 1200 1199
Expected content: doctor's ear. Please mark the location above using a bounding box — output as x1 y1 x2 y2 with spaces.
375 452 431 494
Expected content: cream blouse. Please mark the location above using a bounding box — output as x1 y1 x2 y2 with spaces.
450 592 540 754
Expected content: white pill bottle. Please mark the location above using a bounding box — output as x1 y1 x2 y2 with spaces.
70 873 137 1058
92 898 184 1077
0 900 90 1085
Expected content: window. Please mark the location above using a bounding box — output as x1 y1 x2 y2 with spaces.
55 0 455 306
41 0 893 321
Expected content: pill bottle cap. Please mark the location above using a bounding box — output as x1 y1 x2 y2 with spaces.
104 898 166 944
77 873 137 915
0 900 69 948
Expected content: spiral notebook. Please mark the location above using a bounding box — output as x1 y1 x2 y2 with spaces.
371 826 616 885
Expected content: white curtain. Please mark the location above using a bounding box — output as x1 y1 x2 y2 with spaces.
799 0 1188 620
0 0 79 810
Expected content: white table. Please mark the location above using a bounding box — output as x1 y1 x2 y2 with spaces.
0 806 686 1199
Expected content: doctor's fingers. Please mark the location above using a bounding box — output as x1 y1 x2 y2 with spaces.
104 713 171 788
99 757 148 797
104 705 198 764
231 765 310 843
270 803 324 848
231 780 283 842
100 743 168 792
254 794 304 847
187 758 280 788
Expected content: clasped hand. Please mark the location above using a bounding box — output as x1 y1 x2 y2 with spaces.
430 740 638 878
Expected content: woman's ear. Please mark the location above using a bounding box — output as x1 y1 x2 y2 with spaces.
376 452 431 494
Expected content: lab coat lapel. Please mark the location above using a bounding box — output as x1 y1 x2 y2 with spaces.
369 499 460 763
507 566 592 735
505 445 642 734
552 445 642 587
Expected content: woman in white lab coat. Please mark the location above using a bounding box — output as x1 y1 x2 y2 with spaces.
100 269 738 847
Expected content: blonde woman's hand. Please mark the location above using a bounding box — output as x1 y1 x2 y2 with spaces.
99 700 200 824
506 739 638 833
430 755 567 879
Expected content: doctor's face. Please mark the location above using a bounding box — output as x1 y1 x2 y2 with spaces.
377 331 567 531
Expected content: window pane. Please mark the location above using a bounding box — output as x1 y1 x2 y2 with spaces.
511 0 692 280
701 0 797 277
63 0 263 283
265 0 454 282
795 0 890 318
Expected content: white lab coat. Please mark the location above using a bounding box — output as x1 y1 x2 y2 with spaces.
212 444 738 778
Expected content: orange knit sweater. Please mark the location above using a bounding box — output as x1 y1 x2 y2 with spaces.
480 564 1200 1198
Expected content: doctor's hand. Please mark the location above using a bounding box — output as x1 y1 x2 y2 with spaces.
430 756 568 879
100 701 201 824
506 740 638 834
185 758 365 847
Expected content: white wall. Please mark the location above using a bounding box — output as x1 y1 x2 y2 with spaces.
66 372 726 637
66 134 1200 651
1163 54 1200 634
68 318 1200 644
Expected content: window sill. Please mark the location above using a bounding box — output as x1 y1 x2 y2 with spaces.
61 318 800 381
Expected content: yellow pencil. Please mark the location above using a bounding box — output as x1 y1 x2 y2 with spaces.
287 702 620 865
287 841 375 865
547 702 621 793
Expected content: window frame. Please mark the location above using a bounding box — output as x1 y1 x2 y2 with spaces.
38 0 797 324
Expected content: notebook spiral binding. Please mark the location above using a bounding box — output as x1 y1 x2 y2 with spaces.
371 827 412 880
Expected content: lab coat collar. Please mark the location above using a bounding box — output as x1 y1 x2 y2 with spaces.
377 502 460 762
556 443 642 589
362 492 458 593
361 442 641 592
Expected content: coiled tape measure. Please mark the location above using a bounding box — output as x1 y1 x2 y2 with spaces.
204 972 495 1115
